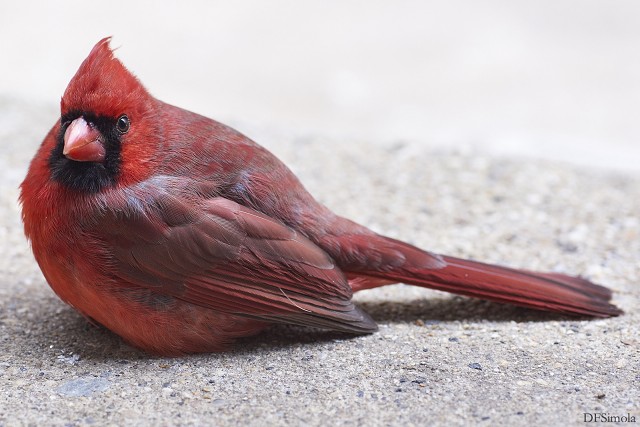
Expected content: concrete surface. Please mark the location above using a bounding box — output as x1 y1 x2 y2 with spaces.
1 2 639 424
0 98 638 426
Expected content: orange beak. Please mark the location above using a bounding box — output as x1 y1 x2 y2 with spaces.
63 117 106 162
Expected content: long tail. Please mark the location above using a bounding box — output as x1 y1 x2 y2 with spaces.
334 234 622 318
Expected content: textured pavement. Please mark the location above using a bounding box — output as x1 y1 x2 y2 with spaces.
1 98 638 426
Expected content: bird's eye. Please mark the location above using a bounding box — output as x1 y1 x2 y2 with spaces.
116 115 130 133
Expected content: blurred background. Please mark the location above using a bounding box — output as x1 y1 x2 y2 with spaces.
2 0 639 172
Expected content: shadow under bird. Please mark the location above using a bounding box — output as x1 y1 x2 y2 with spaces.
20 38 621 355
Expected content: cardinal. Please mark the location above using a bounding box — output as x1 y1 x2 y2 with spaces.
20 38 621 355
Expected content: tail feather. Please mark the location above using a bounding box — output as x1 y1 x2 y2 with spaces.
341 235 622 318
356 255 621 317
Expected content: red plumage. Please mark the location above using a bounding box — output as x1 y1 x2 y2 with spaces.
20 38 621 355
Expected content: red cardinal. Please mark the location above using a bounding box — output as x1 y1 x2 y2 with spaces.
20 38 621 355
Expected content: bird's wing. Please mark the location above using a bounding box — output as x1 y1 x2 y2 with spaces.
93 179 377 333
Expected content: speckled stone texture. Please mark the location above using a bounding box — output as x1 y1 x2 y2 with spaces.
1 100 638 426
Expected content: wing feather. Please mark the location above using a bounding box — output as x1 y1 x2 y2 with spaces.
95 181 377 334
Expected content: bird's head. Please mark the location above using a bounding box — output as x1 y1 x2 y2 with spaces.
50 37 160 193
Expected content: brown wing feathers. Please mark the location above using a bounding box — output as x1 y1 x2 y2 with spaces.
100 188 377 333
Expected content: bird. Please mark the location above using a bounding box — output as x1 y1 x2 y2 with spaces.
20 38 621 355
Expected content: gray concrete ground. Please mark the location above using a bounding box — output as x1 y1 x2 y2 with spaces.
0 98 638 426
1 3 639 424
